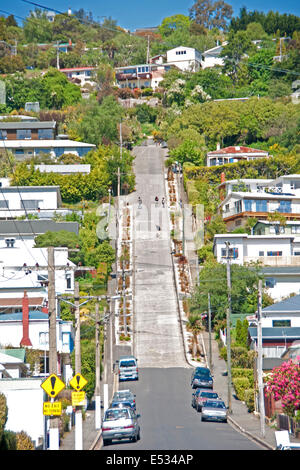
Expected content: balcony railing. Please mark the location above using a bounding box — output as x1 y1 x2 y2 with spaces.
243 256 300 266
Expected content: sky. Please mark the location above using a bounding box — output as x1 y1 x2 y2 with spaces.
2 0 300 31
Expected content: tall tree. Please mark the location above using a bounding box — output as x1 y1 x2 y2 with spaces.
189 0 233 30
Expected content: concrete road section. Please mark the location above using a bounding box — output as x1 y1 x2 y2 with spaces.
131 143 187 368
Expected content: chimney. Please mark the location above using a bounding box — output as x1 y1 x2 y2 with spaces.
220 172 226 201
20 291 32 347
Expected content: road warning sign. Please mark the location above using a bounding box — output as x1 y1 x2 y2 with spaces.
70 373 88 391
41 374 65 398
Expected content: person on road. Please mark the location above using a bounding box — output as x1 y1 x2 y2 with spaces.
155 196 159 207
138 197 142 209
162 197 165 208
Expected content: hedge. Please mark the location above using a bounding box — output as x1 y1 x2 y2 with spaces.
245 389 255 413
232 368 254 388
232 377 250 401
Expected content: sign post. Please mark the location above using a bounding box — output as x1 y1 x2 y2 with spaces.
41 374 65 450
70 373 88 450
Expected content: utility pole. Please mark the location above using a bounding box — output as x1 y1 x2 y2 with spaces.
103 306 109 413
257 279 265 437
56 41 60 69
74 280 83 450
122 264 128 336
47 246 59 450
225 241 232 414
208 292 212 371
95 301 101 429
146 35 150 64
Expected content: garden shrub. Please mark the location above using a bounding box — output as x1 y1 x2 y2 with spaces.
232 377 250 401
232 368 254 388
16 431 35 450
245 389 255 413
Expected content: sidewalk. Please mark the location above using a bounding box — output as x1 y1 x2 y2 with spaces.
201 330 300 450
59 401 102 451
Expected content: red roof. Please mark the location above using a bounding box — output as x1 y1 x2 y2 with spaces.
0 297 44 308
207 146 269 156
60 67 96 72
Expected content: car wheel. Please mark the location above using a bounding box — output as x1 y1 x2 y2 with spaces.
196 406 201 413
103 439 111 446
201 416 205 422
137 429 141 441
224 419 227 423
132 434 138 442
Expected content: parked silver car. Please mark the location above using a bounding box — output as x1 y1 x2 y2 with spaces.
112 389 136 410
102 407 141 446
118 355 139 381
201 400 228 423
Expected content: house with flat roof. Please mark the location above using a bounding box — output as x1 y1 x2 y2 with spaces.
219 174 300 231
0 121 57 140
201 43 226 69
59 66 97 87
0 139 96 160
166 46 202 72
115 63 171 90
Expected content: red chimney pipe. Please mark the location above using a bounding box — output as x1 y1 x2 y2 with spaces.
20 291 32 347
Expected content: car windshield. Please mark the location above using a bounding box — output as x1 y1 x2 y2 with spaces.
111 401 131 406
195 374 211 379
120 360 136 367
201 392 218 399
204 401 226 409
104 409 130 421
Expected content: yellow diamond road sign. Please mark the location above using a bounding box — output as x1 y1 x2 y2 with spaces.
41 373 65 398
70 373 88 391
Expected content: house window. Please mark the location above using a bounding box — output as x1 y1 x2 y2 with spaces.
39 332 49 347
224 204 229 213
235 219 242 226
265 278 276 288
66 274 72 289
0 130 7 140
16 129 31 139
291 225 300 234
0 200 9 208
244 199 253 211
267 251 283 256
270 225 285 234
38 129 53 139
5 238 15 247
294 251 300 256
277 200 291 213
256 200 267 212
21 200 42 210
234 200 242 214
272 320 291 327
221 247 238 259
259 251 264 256
15 149 24 155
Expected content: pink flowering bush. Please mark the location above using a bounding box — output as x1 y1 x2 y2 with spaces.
265 359 300 417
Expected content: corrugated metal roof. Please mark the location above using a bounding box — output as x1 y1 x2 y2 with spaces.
249 327 300 339
207 146 269 156
262 294 300 313
0 220 79 235
0 121 56 129
0 311 48 321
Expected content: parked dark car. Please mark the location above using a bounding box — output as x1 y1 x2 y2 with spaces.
191 367 213 389
194 390 219 412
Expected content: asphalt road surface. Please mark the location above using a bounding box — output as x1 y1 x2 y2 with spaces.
103 368 261 451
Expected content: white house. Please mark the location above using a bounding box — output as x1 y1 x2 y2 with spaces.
34 164 91 175
0 139 95 160
201 43 226 69
207 145 270 167
59 66 97 87
213 233 300 301
219 174 300 231
166 46 202 72
248 294 300 358
0 185 74 219
115 63 171 90
0 377 45 448
0 350 28 378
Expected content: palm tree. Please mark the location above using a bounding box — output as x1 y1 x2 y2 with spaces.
186 314 203 358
